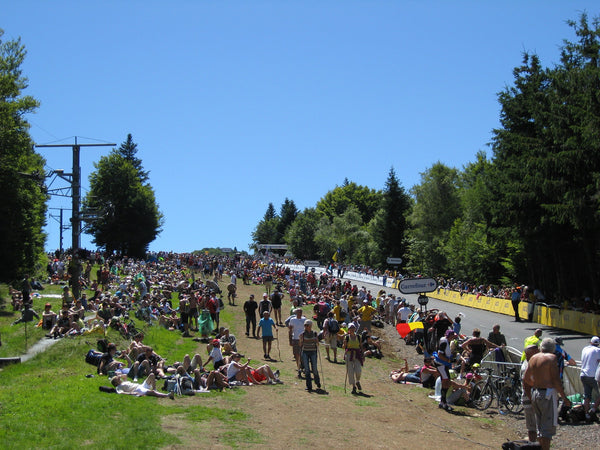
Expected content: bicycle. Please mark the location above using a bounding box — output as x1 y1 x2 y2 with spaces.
470 366 522 413
498 367 523 413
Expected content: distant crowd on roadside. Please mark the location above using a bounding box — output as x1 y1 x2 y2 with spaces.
436 277 600 314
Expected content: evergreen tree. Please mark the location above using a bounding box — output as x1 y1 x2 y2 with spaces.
252 203 280 247
117 133 149 182
277 198 298 242
370 167 412 268
491 13 600 299
83 136 162 257
0 30 46 281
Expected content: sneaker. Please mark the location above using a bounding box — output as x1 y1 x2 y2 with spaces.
356 381 362 391
133 378 138 382
264 354 268 359
268 379 275 385
274 369 280 379
351 387 357 395
275 379 284 384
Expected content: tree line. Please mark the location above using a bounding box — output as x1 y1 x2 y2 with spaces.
251 14 600 302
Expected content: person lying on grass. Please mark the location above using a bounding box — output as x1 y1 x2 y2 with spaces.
225 353 283 385
111 373 174 399
390 357 438 387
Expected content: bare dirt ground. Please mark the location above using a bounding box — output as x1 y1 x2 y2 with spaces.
160 280 525 449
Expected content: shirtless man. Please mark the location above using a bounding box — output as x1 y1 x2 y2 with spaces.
523 338 571 450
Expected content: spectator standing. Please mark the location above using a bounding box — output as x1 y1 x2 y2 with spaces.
434 330 457 411
322 311 340 363
357 299 377 333
300 320 321 392
521 328 543 361
521 345 540 443
511 287 522 322
258 293 272 318
487 324 507 347
288 308 307 377
523 338 571 450
343 323 364 394
580 336 600 420
243 294 258 337
257 311 276 360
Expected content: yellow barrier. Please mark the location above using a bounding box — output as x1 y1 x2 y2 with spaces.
429 289 599 335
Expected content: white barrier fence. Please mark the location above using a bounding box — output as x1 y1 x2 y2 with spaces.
284 264 398 289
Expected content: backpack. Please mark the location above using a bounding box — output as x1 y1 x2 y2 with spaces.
318 302 330 316
85 349 103 369
179 376 195 395
328 318 340 333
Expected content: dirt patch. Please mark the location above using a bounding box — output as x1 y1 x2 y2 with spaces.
159 280 521 448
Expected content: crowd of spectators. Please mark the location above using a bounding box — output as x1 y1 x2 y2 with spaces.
436 277 600 313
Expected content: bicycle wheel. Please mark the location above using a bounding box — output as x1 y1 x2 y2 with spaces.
472 381 494 410
500 385 523 413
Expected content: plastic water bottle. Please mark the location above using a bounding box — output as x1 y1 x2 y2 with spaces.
434 376 442 400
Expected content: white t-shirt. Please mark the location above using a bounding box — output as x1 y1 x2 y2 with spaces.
580 345 600 377
226 362 240 379
339 298 348 313
289 316 307 340
209 346 223 363
397 306 412 322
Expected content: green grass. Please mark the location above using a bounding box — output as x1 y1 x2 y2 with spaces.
0 281 258 449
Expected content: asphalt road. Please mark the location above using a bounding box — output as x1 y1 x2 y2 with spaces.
354 280 594 363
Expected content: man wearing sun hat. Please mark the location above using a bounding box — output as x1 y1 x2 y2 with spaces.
580 336 600 420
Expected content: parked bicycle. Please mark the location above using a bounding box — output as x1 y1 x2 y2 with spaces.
470 366 523 413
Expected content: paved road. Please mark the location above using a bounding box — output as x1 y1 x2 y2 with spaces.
354 280 593 363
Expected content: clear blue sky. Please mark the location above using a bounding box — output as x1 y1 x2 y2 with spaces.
3 1 597 253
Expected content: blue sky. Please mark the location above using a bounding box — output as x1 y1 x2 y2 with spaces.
3 1 598 253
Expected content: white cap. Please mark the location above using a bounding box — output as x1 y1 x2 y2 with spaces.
591 336 600 346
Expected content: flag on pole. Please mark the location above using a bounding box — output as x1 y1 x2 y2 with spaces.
332 250 338 262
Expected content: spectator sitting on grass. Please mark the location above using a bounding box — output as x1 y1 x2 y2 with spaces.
48 309 72 338
42 303 57 330
111 373 174 399
132 346 167 381
98 343 132 375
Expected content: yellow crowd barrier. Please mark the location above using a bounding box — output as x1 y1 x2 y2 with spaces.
429 289 600 336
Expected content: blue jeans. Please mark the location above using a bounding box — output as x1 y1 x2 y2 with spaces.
302 350 320 390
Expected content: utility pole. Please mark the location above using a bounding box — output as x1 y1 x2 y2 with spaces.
48 207 72 254
36 138 115 300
